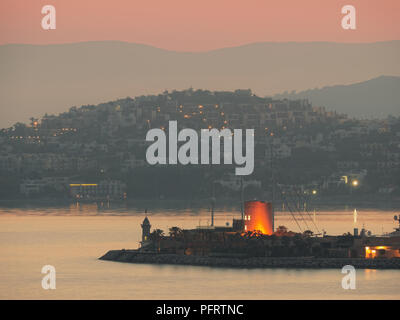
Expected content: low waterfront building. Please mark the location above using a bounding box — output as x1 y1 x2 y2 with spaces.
365 245 400 259
20 177 69 196
69 180 127 200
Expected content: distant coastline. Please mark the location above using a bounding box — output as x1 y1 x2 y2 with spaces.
0 194 399 211
0 195 399 211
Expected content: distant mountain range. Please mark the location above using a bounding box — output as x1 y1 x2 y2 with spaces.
273 76 400 118
0 41 399 127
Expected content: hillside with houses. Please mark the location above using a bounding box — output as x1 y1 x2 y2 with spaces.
0 89 399 202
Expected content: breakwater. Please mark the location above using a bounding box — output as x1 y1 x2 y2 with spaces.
99 250 400 269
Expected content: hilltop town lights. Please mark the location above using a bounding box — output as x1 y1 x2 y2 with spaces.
145 121 254 175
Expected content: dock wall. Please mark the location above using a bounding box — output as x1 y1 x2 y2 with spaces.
99 250 400 269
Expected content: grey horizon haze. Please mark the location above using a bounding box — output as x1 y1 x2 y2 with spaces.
0 40 399 128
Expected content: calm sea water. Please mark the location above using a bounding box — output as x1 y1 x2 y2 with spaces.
0 204 399 299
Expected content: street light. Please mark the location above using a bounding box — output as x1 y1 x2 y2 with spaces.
350 179 359 196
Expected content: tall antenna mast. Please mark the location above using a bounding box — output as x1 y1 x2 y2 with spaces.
211 179 215 227
240 177 244 221
270 133 275 232
210 163 215 227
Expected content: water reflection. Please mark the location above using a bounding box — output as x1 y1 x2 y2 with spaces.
0 208 399 299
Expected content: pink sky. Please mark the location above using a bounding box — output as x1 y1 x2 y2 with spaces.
0 0 399 51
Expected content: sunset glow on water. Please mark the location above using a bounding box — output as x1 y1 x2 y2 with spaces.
1 205 399 299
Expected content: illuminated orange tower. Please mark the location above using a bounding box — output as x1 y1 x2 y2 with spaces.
244 201 274 235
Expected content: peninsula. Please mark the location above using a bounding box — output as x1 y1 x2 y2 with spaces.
100 201 400 269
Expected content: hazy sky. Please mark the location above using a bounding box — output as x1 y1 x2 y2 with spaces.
0 0 399 51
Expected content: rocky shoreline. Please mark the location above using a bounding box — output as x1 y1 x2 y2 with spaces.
99 250 400 269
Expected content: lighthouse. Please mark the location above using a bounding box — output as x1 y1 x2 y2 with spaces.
141 217 151 242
